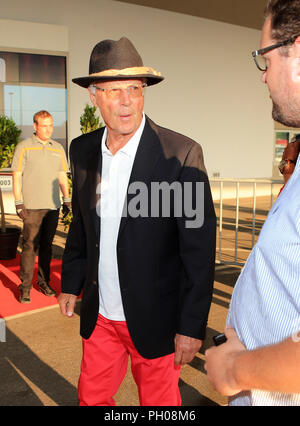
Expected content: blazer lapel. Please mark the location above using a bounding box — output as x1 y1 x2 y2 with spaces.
118 116 162 237
86 129 104 241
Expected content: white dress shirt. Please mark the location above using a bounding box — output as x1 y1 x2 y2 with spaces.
98 114 145 320
227 155 300 406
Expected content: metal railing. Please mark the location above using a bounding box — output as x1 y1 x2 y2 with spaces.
210 178 283 266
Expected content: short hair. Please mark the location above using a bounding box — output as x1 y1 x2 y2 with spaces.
265 0 300 43
33 110 52 124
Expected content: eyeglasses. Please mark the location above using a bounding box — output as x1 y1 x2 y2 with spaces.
91 83 147 100
278 159 296 174
252 35 298 71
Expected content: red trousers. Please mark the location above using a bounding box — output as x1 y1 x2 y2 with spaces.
78 314 181 406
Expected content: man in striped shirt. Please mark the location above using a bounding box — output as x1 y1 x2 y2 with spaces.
205 0 300 406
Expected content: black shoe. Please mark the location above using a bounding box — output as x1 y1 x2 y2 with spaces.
38 282 56 297
19 286 31 304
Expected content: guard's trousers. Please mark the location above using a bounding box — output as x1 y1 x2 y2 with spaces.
20 209 59 289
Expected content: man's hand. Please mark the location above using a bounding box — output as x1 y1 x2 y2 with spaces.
58 293 77 317
15 203 27 221
174 334 202 365
62 201 71 218
204 327 246 396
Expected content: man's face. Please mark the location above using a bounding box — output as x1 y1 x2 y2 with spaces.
260 17 300 127
34 116 54 141
89 79 144 142
281 141 300 182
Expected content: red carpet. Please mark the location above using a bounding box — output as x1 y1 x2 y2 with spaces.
0 255 62 318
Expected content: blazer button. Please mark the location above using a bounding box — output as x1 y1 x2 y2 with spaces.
95 243 99 248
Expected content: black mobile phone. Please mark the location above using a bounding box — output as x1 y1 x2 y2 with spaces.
213 333 227 346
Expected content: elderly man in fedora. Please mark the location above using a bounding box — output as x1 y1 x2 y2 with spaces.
59 37 216 406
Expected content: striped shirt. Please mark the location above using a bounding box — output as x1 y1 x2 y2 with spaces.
227 155 300 406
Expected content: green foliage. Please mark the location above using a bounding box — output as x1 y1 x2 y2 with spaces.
62 104 103 231
80 104 103 134
0 115 22 168
62 173 73 231
0 115 22 232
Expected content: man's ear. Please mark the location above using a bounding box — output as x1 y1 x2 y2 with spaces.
88 86 97 107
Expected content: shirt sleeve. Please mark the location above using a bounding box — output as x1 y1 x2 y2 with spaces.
58 147 69 172
11 142 26 172
296 203 300 237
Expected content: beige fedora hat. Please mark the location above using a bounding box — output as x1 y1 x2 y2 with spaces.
72 37 164 88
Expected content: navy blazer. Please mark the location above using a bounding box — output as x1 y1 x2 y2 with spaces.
61 116 216 359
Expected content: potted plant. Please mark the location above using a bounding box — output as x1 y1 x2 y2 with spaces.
62 104 103 230
0 115 22 259
80 103 103 134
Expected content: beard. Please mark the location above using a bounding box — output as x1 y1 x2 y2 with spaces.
272 99 300 128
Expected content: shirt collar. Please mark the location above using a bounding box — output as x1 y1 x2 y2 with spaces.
101 113 145 158
33 134 52 145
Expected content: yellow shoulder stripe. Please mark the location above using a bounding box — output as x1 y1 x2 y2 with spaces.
17 147 42 171
17 146 67 172
45 147 68 172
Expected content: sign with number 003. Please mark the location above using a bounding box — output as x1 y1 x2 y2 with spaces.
0 175 13 191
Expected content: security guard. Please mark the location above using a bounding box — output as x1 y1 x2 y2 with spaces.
11 110 70 304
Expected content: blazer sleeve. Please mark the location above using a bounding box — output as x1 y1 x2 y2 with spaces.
61 142 87 296
176 142 216 340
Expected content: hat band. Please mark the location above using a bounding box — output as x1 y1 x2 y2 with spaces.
89 66 162 78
